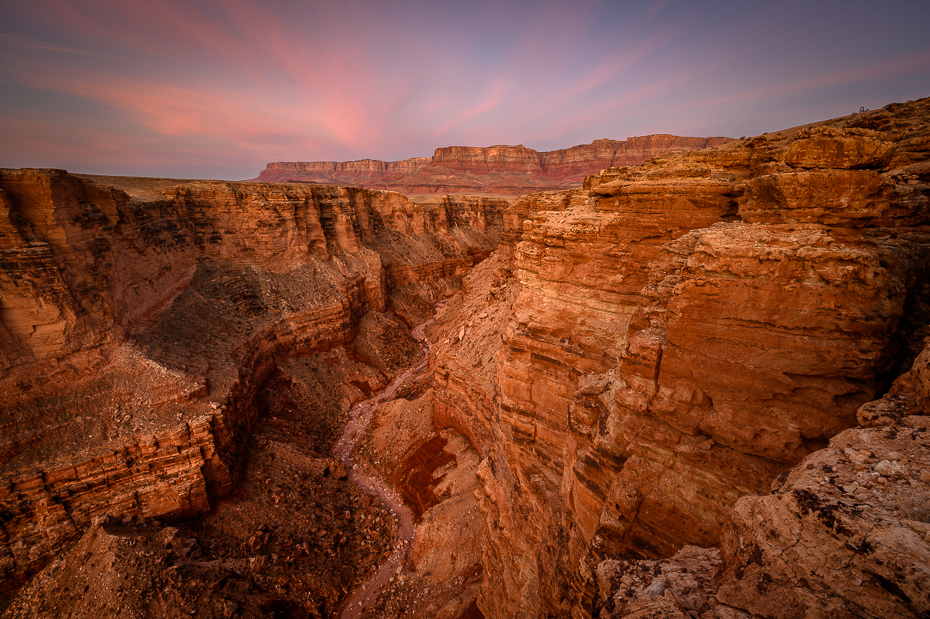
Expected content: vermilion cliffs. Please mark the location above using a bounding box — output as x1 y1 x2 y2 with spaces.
256 135 733 196
2 98 930 619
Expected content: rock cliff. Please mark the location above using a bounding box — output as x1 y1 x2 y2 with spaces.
592 338 930 618
443 99 930 618
257 135 733 195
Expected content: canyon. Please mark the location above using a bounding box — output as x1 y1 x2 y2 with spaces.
256 135 733 196
0 97 929 619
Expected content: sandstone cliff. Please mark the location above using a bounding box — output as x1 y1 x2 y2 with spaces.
257 135 733 195
592 338 930 618
428 99 930 618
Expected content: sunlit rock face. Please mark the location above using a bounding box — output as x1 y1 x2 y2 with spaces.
473 98 930 618
257 135 733 195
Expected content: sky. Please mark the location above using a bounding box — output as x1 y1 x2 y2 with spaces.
1 0 929 180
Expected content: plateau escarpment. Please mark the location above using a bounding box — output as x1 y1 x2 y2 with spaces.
0 171 505 610
257 135 733 196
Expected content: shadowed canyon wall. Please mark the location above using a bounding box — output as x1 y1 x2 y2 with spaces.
0 171 506 594
257 135 733 195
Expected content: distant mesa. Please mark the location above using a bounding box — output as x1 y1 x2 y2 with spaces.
256 135 734 195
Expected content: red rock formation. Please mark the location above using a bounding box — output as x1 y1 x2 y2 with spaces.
461 98 930 618
264 157 431 180
342 254 518 618
256 135 733 195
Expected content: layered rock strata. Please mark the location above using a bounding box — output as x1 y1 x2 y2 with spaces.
0 170 504 594
257 135 733 195
469 99 930 617
2 310 427 618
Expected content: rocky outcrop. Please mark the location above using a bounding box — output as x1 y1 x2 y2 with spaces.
591 337 930 619
716 417 930 618
539 135 734 178
468 98 930 617
0 340 404 618
257 135 734 195
0 170 504 594
594 545 723 618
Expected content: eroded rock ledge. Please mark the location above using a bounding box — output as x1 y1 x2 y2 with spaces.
593 340 930 618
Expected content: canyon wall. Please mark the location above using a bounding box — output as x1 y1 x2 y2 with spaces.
0 171 506 593
257 135 733 195
447 100 930 617
4 98 930 619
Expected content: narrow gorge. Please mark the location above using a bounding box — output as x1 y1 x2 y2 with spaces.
1 98 930 619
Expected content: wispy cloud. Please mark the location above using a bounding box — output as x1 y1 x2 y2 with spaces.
0 33 132 61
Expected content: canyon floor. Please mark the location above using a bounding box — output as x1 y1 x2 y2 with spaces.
2 98 930 618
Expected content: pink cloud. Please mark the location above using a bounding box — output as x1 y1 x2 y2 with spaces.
9 0 697 162
46 0 240 61
432 77 510 138
4 2 401 157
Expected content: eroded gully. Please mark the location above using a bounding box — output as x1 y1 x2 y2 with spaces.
332 308 440 619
